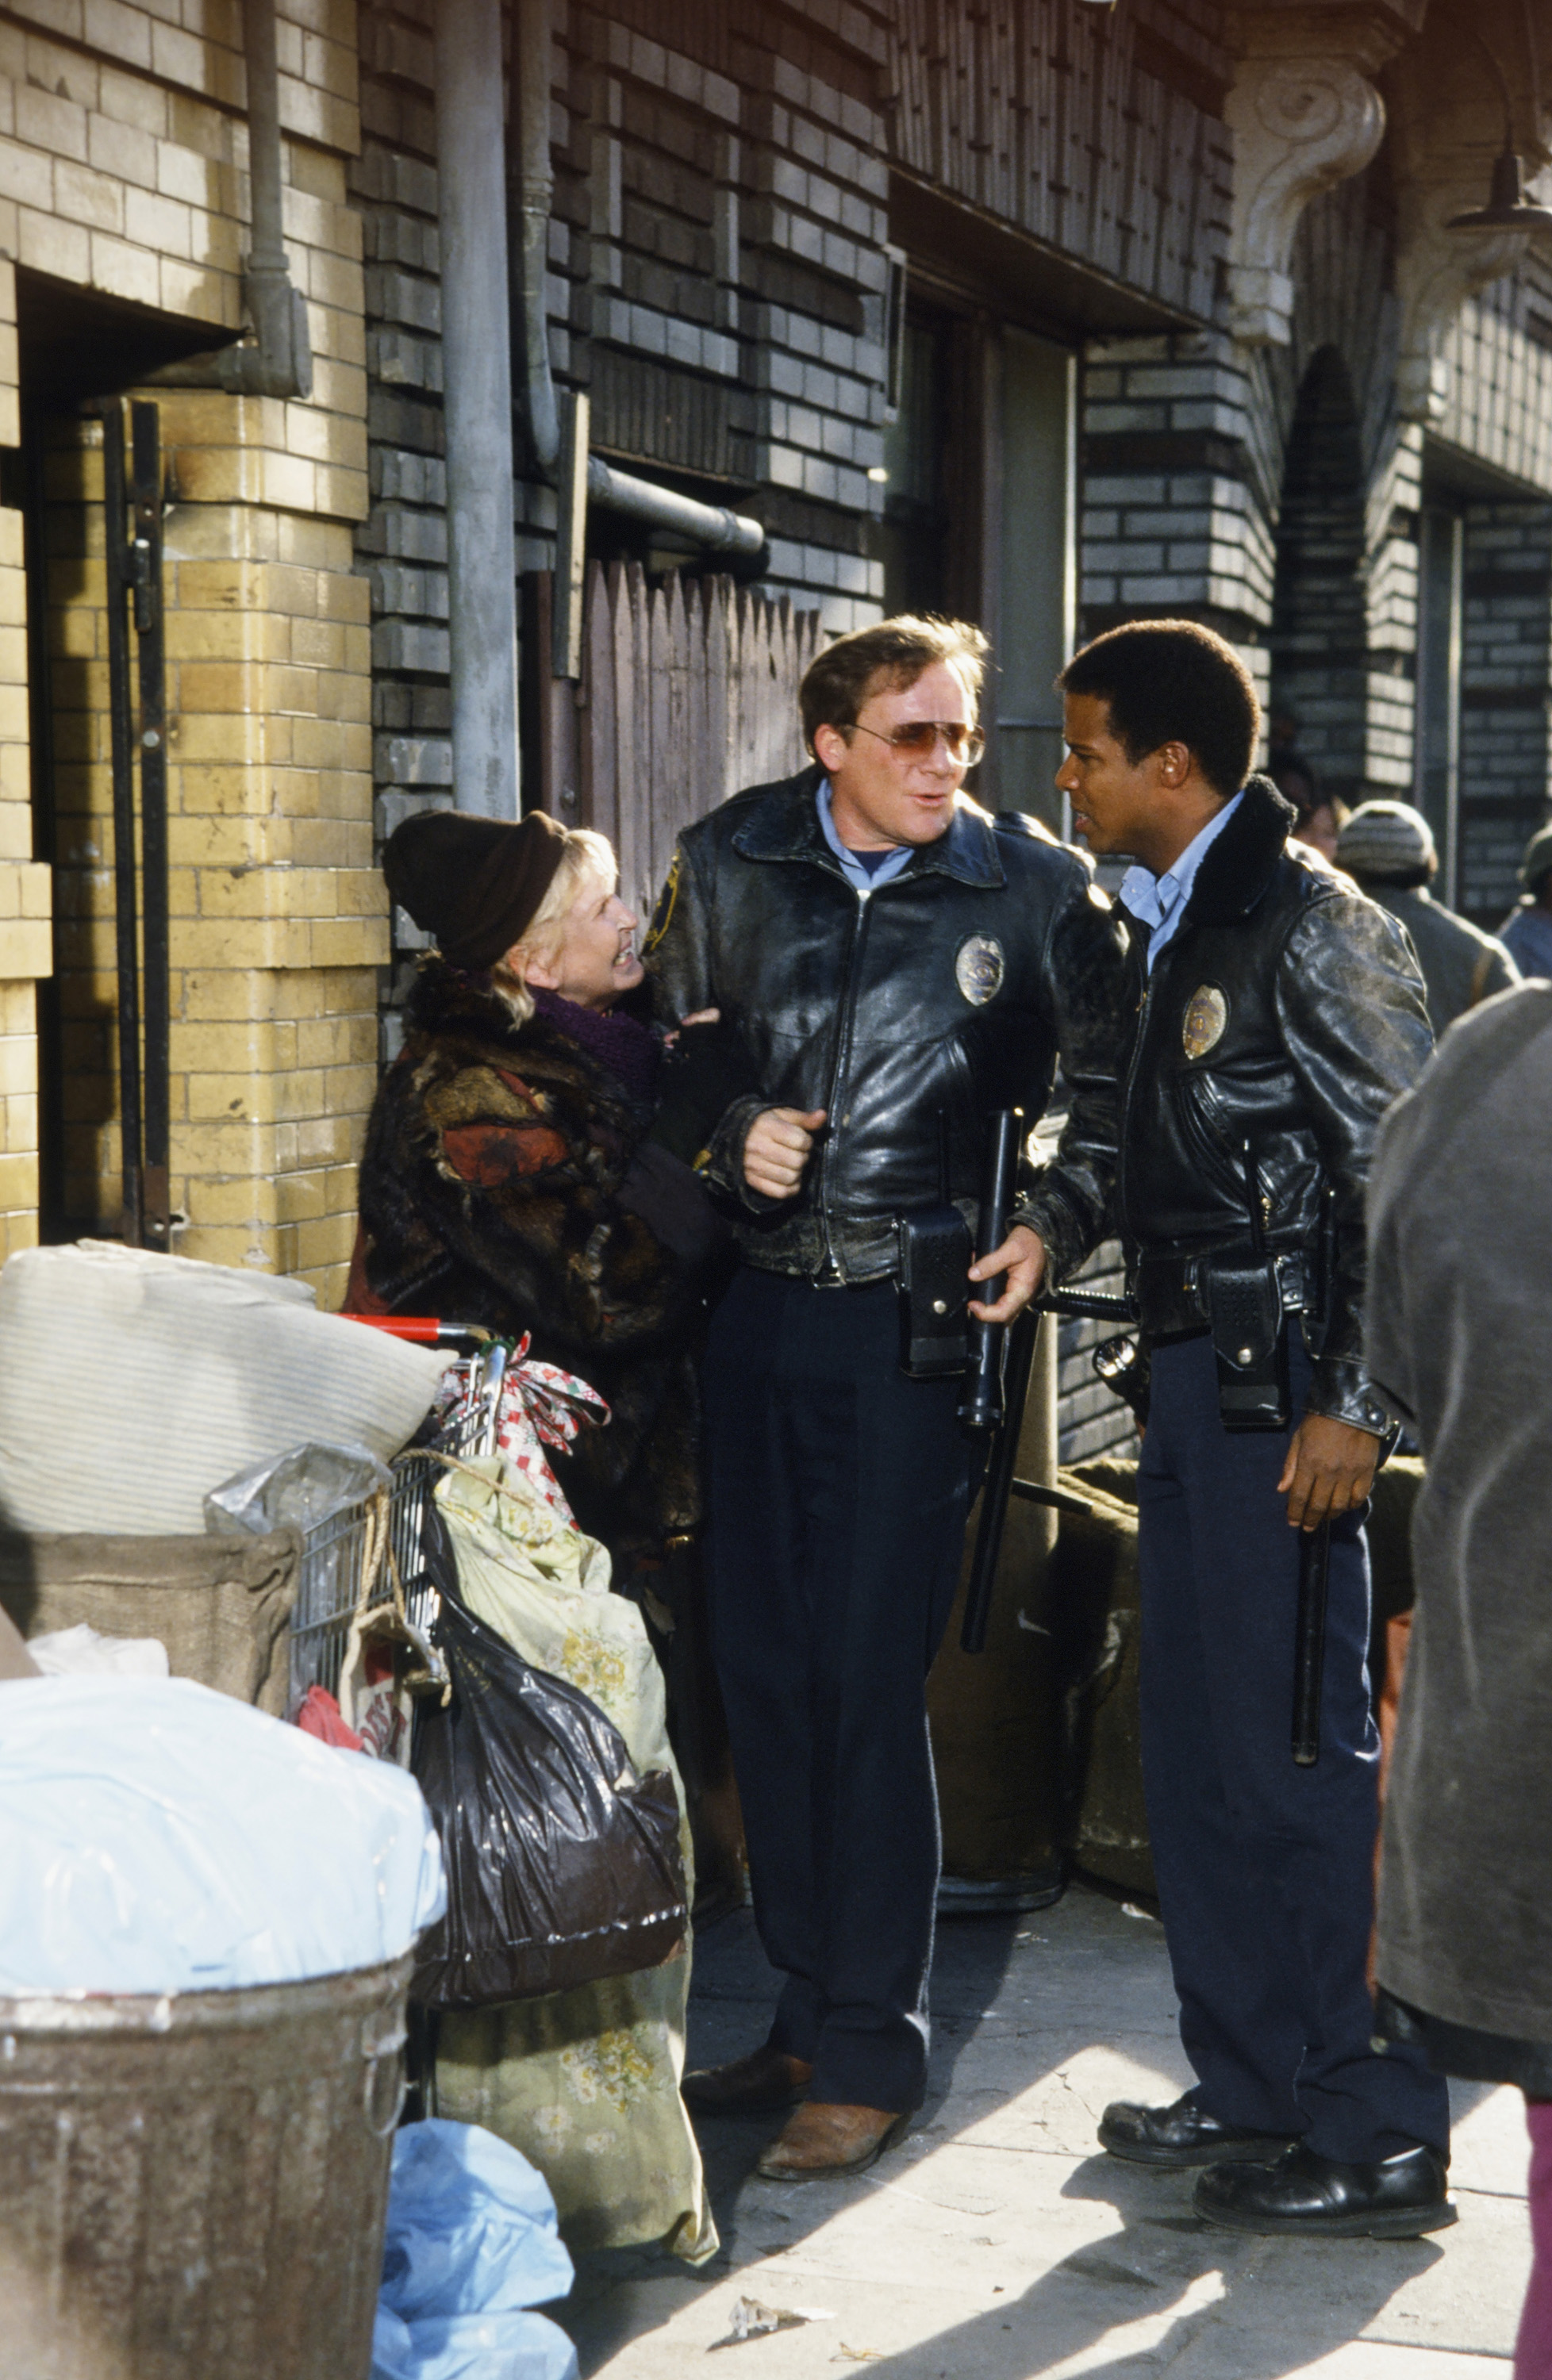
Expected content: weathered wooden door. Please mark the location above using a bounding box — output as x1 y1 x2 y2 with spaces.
527 562 822 917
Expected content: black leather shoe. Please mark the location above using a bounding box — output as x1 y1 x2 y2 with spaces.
1098 2092 1298 2170
1195 2139 1456 2238
682 2046 812 2117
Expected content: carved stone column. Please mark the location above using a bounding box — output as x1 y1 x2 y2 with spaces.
1220 2 1424 347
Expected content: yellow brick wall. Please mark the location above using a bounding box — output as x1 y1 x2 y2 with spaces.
44 384 382 1297
10 4 382 1305
0 258 47 1261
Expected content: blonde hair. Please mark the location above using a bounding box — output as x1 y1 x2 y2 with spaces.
490 827 617 1024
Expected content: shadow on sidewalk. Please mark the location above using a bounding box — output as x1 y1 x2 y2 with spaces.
850 2151 1447 2380
567 1888 1481 2377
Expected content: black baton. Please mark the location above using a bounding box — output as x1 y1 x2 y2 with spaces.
958 1108 1022 1436
1291 1519 1331 1764
960 1303 1037 1655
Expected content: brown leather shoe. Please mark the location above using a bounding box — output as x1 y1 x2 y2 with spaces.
755 2100 909 2182
682 2046 813 2117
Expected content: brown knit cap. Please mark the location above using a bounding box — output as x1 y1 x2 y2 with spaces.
382 808 570 970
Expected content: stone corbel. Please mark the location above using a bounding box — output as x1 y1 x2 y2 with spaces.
1390 159 1542 424
1224 52 1386 345
1393 178 1537 424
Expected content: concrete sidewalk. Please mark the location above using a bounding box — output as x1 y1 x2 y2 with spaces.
565 1882 1531 2378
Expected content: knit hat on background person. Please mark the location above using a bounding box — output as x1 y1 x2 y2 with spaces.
1335 800 1435 885
1519 822 1552 895
382 808 569 970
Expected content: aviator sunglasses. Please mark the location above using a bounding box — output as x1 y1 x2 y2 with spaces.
847 720 986 766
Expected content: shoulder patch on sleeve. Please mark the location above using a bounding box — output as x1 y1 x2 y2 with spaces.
643 850 681 955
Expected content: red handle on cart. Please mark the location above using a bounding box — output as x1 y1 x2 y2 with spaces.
344 1315 486 1351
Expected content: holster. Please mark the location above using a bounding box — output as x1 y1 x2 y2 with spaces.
896 1206 972 1378
1203 1257 1290 1431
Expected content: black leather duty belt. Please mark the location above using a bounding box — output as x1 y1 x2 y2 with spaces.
1133 1246 1312 1341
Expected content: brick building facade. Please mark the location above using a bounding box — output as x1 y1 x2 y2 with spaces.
6 0 1552 1397
12 0 381 1295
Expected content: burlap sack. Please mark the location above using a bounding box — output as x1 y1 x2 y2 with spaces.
0 1529 300 1714
1054 1464 1153 1902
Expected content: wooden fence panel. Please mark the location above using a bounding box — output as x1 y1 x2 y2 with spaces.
547 567 820 919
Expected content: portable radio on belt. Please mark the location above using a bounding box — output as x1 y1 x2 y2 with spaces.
1203 1139 1291 1432
895 1111 973 1379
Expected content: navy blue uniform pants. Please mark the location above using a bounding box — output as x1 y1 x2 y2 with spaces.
1138 1330 1449 2163
702 1269 974 2113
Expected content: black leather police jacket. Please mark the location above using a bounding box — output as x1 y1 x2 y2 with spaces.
645 765 1129 1285
1117 774 1434 1432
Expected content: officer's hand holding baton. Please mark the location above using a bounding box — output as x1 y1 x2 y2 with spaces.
967 1223 1047 1323
1277 1411 1380 1531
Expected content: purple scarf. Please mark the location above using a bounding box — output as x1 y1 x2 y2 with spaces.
528 987 660 1104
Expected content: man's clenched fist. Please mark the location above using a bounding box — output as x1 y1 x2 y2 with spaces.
743 1107 827 1200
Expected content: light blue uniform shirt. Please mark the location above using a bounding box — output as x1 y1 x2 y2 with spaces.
1120 793 1243 973
817 781 915 894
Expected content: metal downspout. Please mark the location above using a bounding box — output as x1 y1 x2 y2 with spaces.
436 0 521 818
220 0 313 397
586 456 764 557
515 0 560 478
148 0 312 395
513 0 763 597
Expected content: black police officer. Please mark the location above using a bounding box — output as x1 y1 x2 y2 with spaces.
1057 619 1452 2238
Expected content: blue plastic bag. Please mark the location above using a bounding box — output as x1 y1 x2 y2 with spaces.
373 2121 578 2380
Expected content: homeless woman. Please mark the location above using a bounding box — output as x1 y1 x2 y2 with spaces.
345 806 724 1571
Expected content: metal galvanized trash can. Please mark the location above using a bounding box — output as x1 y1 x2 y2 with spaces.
0 1952 413 2380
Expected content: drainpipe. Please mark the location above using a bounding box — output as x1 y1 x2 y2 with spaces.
514 0 763 589
436 0 521 818
219 0 313 397
148 0 312 397
586 457 764 557
514 0 560 478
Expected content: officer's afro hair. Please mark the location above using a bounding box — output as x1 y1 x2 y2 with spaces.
800 615 989 754
1058 620 1260 800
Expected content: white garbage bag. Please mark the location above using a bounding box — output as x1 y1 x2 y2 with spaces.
26 1622 169 1679
0 1675 446 1994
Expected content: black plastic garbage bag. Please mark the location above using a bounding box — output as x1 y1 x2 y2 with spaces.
410 1576 688 2009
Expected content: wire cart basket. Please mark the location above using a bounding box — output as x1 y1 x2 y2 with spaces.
286 1335 512 1717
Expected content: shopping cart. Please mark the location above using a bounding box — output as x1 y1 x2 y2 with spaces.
286 1328 509 1716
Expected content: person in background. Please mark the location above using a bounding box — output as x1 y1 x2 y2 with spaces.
1057 619 1452 2240
1335 800 1519 1038
1270 754 1347 866
345 808 732 1572
1499 822 1552 979
1366 981 1552 2377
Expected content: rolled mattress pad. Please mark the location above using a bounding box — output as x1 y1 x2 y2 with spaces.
0 1242 448 1537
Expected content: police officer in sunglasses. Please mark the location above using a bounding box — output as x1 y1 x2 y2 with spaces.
646 615 1128 2182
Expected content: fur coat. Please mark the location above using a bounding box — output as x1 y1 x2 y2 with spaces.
347 957 707 1563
